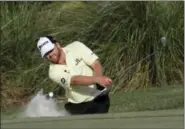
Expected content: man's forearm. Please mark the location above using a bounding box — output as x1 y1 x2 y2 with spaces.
70 61 104 86
71 75 96 86
91 60 103 76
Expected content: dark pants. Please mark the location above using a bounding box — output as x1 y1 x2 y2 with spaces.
64 94 110 115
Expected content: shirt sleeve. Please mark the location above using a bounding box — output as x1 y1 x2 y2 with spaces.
49 65 72 88
74 41 99 66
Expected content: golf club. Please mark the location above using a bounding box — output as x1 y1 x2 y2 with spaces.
122 36 167 73
111 36 168 93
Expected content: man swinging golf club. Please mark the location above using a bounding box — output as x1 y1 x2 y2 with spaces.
36 36 112 115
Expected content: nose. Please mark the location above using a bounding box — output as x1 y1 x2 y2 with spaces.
48 52 56 59
49 53 54 59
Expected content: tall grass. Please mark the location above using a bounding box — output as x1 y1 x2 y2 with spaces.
1 1 184 109
81 1 184 91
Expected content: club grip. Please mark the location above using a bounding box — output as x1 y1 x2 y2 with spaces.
96 84 105 91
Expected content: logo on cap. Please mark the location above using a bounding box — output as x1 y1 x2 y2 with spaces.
38 41 49 50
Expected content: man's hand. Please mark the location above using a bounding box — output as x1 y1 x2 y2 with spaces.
94 76 112 87
90 60 112 88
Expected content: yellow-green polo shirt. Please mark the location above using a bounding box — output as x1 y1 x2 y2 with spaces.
49 41 103 103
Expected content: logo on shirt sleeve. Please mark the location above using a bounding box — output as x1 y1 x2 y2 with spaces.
61 78 66 84
75 58 82 65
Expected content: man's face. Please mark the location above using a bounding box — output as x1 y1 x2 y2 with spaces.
44 44 61 64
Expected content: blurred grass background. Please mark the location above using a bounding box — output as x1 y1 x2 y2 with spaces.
0 1 184 110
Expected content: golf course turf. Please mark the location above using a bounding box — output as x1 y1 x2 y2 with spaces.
1 109 183 129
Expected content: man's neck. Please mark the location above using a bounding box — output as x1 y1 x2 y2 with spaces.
58 58 66 65
57 49 66 65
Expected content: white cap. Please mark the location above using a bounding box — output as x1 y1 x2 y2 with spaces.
37 37 55 57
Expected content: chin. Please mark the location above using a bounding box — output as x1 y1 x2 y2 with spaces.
52 58 60 64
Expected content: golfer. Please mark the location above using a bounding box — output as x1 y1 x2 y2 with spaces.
37 36 112 115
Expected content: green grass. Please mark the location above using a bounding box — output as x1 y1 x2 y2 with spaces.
1 85 184 120
109 85 184 113
1 110 184 129
1 1 183 109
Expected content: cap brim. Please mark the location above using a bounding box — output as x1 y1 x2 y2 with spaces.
40 43 55 57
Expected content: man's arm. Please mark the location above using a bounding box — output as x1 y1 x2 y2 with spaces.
66 41 111 87
90 60 104 76
71 75 111 87
49 65 111 88
71 76 96 86
73 42 103 76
